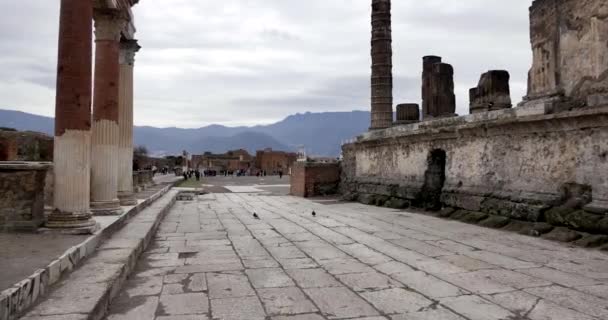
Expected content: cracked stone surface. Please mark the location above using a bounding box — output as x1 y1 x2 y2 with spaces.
103 193 608 320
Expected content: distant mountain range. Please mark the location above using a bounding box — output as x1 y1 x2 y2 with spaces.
0 109 370 156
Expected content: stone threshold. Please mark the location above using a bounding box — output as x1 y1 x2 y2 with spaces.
0 181 180 320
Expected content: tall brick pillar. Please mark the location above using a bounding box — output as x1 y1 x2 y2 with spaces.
90 9 126 215
117 40 140 205
46 0 97 231
370 0 393 130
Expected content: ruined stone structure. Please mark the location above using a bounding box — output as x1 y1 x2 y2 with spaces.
421 56 457 119
47 0 140 231
470 70 512 114
291 162 341 198
369 0 393 129
343 0 608 238
395 104 420 125
523 0 608 110
0 162 52 232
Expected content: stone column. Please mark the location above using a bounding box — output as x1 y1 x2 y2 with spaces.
370 0 393 130
469 70 512 114
117 40 140 205
395 103 420 125
46 0 97 231
90 9 126 215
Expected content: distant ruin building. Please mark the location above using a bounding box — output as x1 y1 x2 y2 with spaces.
524 0 608 110
370 0 393 129
395 104 420 125
421 56 456 119
469 70 512 114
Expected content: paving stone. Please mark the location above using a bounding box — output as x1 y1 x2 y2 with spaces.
156 315 210 320
277 257 319 269
390 307 466 320
391 271 468 298
436 254 496 271
574 284 608 299
336 272 400 292
246 268 295 288
338 243 392 265
390 238 453 257
210 296 266 320
471 269 552 289
159 292 209 315
481 290 539 314
257 287 318 315
267 246 308 259
164 274 188 284
437 272 515 294
373 261 416 275
304 287 379 319
207 272 256 299
175 262 243 273
440 295 516 320
187 273 207 292
463 250 540 269
271 314 325 320
107 296 159 320
360 288 432 314
321 259 376 275
285 268 342 288
300 245 350 261
527 299 598 320
125 276 163 297
518 267 601 287
242 258 281 269
525 285 608 319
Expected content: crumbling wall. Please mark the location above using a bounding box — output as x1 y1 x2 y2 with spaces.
526 0 608 107
341 107 608 236
291 162 341 198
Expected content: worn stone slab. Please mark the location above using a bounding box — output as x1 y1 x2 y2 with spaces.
210 296 266 320
525 285 608 319
158 292 208 315
257 287 318 315
336 272 400 292
360 288 432 314
440 295 516 320
304 287 379 319
246 268 295 288
107 296 159 320
207 272 256 299
391 271 468 298
285 269 342 288
390 307 466 319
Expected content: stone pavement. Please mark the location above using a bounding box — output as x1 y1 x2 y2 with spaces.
105 193 608 320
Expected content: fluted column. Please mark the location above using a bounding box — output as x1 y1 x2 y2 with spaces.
370 0 393 130
90 9 126 215
46 0 97 231
117 40 140 205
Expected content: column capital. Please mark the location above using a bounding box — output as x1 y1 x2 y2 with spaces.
94 9 127 41
120 39 141 66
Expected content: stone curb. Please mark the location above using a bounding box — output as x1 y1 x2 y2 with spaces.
0 180 180 320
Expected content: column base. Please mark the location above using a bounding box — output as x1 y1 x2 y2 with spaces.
45 211 99 234
118 191 138 206
90 199 123 216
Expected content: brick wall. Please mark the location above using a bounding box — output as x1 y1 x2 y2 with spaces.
291 162 341 198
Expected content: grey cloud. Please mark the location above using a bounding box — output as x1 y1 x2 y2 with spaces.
1 0 536 127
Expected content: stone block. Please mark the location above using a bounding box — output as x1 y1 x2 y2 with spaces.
479 215 511 228
542 227 583 242
562 210 604 233
469 70 512 114
573 234 608 248
461 211 489 224
384 198 410 209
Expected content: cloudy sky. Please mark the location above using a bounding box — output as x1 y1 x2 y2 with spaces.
0 0 532 128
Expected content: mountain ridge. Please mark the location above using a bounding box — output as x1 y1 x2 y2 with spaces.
0 109 369 156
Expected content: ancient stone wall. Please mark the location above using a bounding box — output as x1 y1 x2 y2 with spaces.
341 106 608 236
0 162 51 232
525 0 608 108
292 162 341 198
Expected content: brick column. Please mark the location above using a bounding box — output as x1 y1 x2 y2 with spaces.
46 0 97 231
90 9 126 215
370 0 393 130
117 39 140 205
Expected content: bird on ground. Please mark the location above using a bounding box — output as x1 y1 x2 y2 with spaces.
253 212 260 219
312 210 316 217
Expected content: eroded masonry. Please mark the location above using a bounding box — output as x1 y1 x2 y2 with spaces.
342 0 608 238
